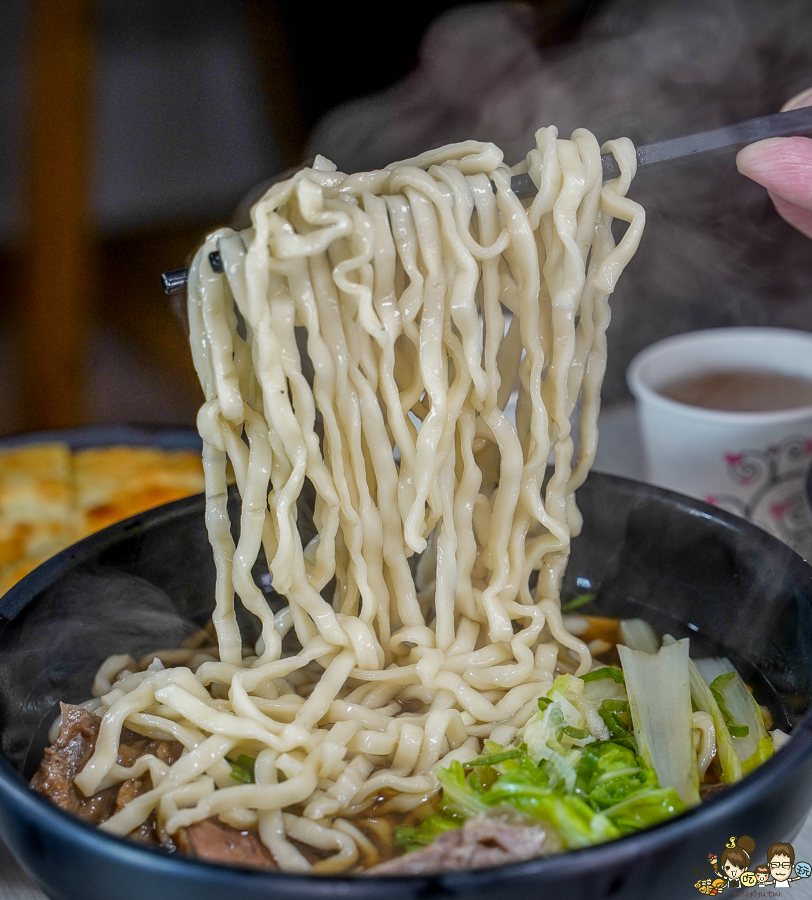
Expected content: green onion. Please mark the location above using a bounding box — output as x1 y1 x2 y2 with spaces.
562 726 591 740
561 593 595 612
582 667 625 684
601 699 632 733
467 748 524 767
229 753 256 784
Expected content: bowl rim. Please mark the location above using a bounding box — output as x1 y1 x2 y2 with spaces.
1 472 812 888
0 423 202 452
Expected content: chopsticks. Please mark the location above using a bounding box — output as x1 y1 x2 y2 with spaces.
163 258 220 295
616 103 812 175
162 105 812 295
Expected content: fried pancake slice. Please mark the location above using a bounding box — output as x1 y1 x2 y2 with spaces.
0 443 78 570
74 447 204 535
0 443 204 596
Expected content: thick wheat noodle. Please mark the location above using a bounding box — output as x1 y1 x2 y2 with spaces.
75 127 644 872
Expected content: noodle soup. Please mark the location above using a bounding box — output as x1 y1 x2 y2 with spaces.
10 469 805 900
28 133 780 875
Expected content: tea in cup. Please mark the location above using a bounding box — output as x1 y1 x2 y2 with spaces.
627 327 812 557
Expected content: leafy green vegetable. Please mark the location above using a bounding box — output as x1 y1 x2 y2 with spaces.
602 787 686 834
712 672 737 690
484 779 619 848
672 640 744 785
576 740 634 784
549 673 575 698
467 763 498 793
710 673 750 737
523 685 582 786
742 738 774 775
694 658 773 773
436 761 490 817
573 740 649 809
431 723 680 851
561 593 596 612
402 637 770 864
394 811 463 852
618 639 700 808
619 619 660 654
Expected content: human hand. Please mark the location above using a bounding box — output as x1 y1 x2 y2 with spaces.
736 87 812 239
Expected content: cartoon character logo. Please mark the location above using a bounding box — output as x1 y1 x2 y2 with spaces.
706 835 756 891
767 842 808 889
752 864 770 886
693 876 726 895
693 836 811 893
796 861 812 879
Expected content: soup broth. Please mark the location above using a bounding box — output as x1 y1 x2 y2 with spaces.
659 370 812 412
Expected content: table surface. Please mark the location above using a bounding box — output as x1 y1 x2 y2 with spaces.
2 404 811 897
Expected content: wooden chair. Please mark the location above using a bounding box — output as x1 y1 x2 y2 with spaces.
22 0 95 430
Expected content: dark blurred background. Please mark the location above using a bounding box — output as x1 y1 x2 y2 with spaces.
2 0 812 436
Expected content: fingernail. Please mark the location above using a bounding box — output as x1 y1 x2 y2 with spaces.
782 86 812 111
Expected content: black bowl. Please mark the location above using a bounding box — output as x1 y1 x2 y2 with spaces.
0 423 203 453
0 473 811 900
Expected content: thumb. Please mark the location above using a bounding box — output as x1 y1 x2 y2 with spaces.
736 86 812 207
736 136 812 208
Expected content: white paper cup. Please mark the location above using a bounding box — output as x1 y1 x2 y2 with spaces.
627 327 812 556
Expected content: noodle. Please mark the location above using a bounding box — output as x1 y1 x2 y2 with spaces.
73 127 644 871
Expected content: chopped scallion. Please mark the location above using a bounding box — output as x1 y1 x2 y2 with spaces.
561 593 596 612
562 726 591 740
229 754 256 784
583 667 625 684
467 748 524 767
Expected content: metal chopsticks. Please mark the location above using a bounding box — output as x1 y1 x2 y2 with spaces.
162 105 812 295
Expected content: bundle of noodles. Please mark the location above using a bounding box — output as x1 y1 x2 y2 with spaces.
69 128 644 872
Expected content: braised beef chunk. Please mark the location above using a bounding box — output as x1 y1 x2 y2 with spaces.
367 815 548 875
116 732 183 768
32 708 277 867
178 818 277 869
30 704 183 837
116 776 150 811
30 704 115 823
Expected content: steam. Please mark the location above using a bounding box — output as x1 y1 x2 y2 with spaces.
0 571 197 776
309 0 812 402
